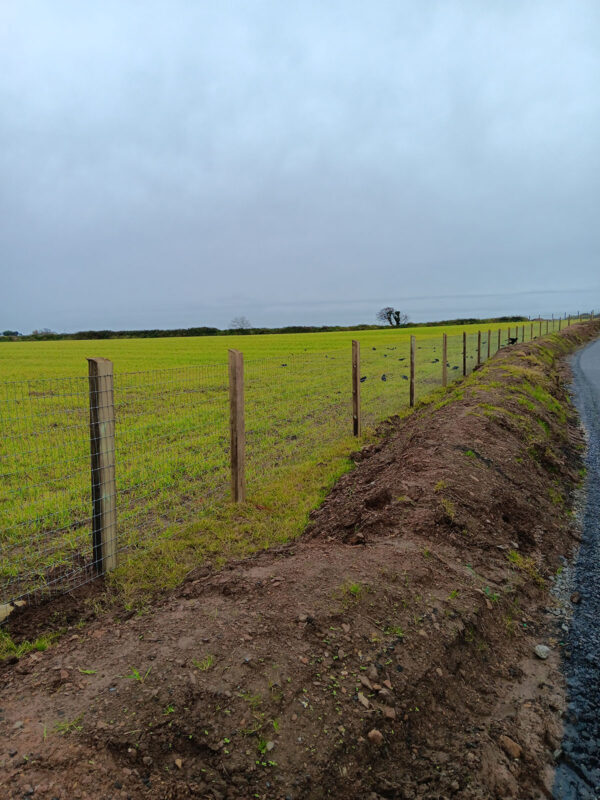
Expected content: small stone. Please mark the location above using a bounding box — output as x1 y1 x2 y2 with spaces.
175 757 183 769
383 706 396 720
266 741 275 751
341 623 350 633
359 675 373 690
382 679 393 691
12 720 24 730
367 665 378 681
450 780 460 791
299 657 309 665
570 592 581 604
142 756 153 766
367 728 384 746
357 692 370 709
534 644 551 660
127 747 137 761
435 667 443 678
499 734 522 760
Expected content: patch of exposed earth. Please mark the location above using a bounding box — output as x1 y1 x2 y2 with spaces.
1 322 599 800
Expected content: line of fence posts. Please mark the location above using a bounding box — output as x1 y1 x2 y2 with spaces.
49 313 599 585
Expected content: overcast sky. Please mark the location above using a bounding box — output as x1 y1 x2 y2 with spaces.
1 1 599 333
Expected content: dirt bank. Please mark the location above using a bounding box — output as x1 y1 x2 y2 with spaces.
1 322 599 800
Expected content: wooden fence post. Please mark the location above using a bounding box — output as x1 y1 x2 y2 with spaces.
410 335 416 407
568 315 571 327
352 340 361 436
442 333 447 387
462 331 467 376
477 331 481 367
546 319 549 334
228 349 246 503
530 322 533 340
558 317 562 331
497 329 501 351
88 357 117 575
538 319 542 337
521 324 524 342
487 329 491 360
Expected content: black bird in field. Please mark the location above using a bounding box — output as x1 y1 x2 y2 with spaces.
398 357 406 361
281 363 287 367
360 376 367 383
431 358 439 363
401 375 408 380
452 366 459 370
381 374 387 381
507 336 518 345
372 347 377 350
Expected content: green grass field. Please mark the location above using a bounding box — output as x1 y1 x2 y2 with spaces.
0 319 563 606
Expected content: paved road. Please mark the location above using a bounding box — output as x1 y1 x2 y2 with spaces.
554 339 600 799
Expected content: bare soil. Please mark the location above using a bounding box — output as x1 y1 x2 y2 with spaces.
2 322 599 800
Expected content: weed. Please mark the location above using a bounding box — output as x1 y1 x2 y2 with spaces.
507 551 545 587
0 630 58 661
440 497 456 522
192 654 215 671
122 666 152 683
54 715 84 735
434 480 447 492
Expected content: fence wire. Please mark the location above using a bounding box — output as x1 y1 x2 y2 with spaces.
0 318 579 608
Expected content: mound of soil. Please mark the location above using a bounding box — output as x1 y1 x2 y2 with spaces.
1 322 599 800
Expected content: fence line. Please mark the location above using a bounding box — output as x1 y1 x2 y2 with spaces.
0 316 589 609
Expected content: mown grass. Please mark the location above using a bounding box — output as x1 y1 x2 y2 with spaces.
0 319 569 605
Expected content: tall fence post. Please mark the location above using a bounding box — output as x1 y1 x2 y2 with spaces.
530 322 533 340
462 331 467 376
487 329 491 360
442 333 447 387
88 357 117 575
352 340 361 436
568 315 571 328
546 319 549 334
558 317 562 331
228 349 246 503
477 331 481 367
497 329 501 351
410 335 416 407
538 318 542 337
520 324 524 342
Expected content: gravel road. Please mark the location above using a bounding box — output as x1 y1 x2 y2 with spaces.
554 338 600 799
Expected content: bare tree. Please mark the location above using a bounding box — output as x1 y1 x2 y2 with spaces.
230 316 252 330
376 307 408 327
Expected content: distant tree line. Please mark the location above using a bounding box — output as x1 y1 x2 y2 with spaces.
0 316 527 343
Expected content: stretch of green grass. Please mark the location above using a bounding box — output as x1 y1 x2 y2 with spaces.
0 318 567 604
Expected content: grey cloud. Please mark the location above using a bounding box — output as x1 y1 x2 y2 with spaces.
1 1 599 332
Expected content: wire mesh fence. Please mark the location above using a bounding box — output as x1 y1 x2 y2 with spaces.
0 318 583 609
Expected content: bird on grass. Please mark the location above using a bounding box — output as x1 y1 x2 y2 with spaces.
381 374 387 381
507 336 518 345
360 376 367 383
